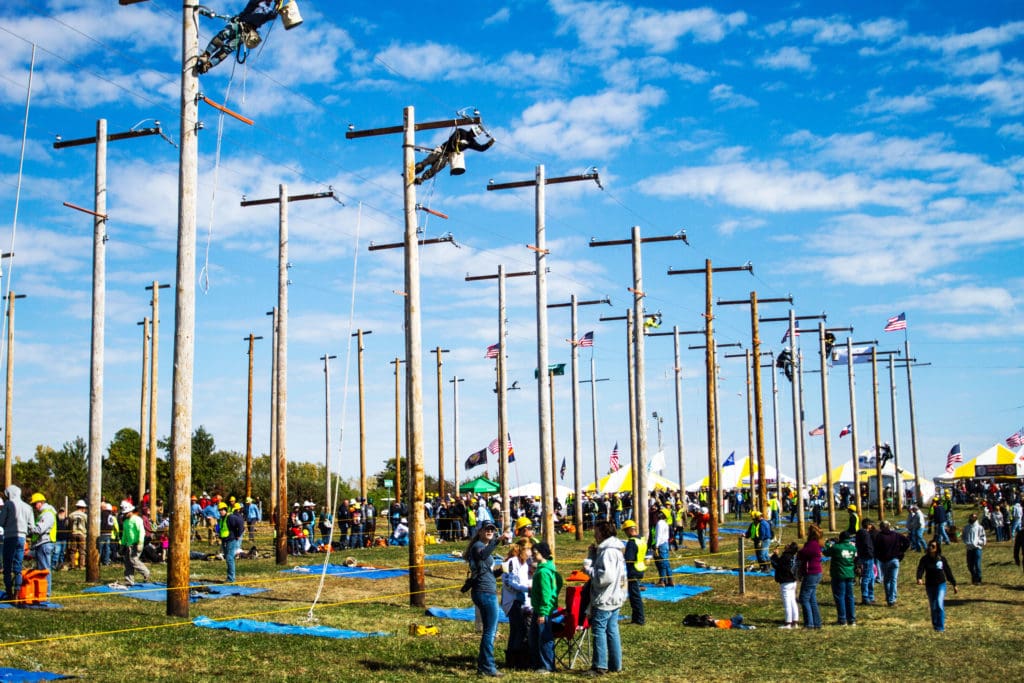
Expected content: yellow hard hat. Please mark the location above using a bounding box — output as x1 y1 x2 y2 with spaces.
621 520 637 530
218 502 228 510
30 493 46 505
515 517 533 532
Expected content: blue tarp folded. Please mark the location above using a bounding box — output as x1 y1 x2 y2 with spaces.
81 582 267 602
673 566 772 577
637 584 712 602
0 668 67 681
425 606 509 623
281 564 408 580
193 615 390 639
426 553 464 563
0 601 62 610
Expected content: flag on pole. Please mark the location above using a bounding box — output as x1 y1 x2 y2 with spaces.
839 423 852 438
578 331 594 348
831 346 873 365
1006 429 1023 449
884 312 907 333
809 424 825 437
781 321 800 343
609 442 621 472
485 343 499 359
944 443 962 474
488 434 515 463
465 448 487 469
723 451 736 467
560 457 567 480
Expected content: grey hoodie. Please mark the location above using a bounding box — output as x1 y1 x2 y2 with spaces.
0 485 33 538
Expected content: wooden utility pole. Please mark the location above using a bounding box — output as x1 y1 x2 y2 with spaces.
872 347 884 521
590 228 686 535
488 167 600 551
244 334 263 499
267 308 278 522
146 281 169 526
391 358 405 511
899 344 924 505
667 260 752 552
450 376 464 492
321 353 337 513
352 329 372 502
242 187 336 565
136 318 150 505
888 354 902 513
765 354 783 506
467 266 535 530
549 295 610 540
431 347 449 500
819 324 853 532
719 292 790 514
846 337 862 518
3 292 25 493
55 116 161 584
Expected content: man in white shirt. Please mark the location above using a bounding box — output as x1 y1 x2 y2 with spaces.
653 511 673 587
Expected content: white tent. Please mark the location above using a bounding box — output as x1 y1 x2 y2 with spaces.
807 450 936 502
507 482 575 503
584 465 680 494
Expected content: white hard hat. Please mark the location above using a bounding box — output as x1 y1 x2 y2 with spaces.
120 501 135 513
75 499 87 508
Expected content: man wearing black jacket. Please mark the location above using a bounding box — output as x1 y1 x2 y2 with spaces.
873 520 910 606
855 519 876 605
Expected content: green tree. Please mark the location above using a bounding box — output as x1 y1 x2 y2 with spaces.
105 427 142 501
13 438 89 505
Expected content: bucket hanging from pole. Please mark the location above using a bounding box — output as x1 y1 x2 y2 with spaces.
280 0 304 30
449 150 466 176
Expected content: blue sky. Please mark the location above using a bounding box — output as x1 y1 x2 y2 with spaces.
0 1 1022 492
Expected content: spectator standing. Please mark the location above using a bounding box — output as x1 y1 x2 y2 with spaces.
855 519 877 605
584 521 627 675
823 531 858 626
961 513 986 585
873 520 910 606
621 520 646 625
797 524 824 629
529 541 562 674
771 542 800 628
68 500 88 570
916 540 957 632
119 501 150 586
0 486 33 601
501 538 533 670
464 522 506 678
29 493 57 599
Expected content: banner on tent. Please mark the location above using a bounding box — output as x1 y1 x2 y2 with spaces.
975 464 1016 477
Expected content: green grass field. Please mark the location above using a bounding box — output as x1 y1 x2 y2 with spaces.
2 511 1022 682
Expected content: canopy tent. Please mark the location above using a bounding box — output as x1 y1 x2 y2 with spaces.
584 465 680 494
685 455 794 492
943 443 1024 479
507 482 575 502
807 452 936 502
459 476 500 494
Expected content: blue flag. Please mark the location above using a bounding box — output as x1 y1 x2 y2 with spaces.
723 451 735 467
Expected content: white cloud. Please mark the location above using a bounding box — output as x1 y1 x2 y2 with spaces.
484 8 511 26
895 20 1024 55
998 122 1024 140
899 285 1015 314
777 15 906 45
757 46 814 72
860 87 934 116
708 84 757 109
601 57 710 89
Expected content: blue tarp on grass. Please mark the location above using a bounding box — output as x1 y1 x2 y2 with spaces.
674 566 772 577
426 553 465 563
281 564 408 579
81 582 268 602
0 601 62 610
638 583 712 602
425 606 509 623
193 615 390 639
0 668 67 681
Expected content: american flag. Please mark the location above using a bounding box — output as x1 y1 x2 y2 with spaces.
1006 429 1024 449
488 434 515 462
485 343 499 359
883 312 907 333
609 442 621 472
944 443 962 474
578 331 594 348
559 457 567 480
781 321 800 343
808 424 825 437
839 423 852 438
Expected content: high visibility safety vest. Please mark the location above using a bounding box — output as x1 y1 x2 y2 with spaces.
633 537 648 573
219 515 231 539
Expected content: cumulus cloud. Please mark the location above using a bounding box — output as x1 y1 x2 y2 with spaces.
708 84 757 109
757 46 814 72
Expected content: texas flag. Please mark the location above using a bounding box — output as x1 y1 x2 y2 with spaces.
839 423 852 438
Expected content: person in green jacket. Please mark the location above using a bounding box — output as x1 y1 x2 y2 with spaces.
823 530 857 626
529 541 563 673
119 501 150 586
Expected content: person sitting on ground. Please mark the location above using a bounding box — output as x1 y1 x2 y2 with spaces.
390 517 409 546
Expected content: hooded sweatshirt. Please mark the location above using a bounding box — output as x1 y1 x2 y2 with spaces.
0 485 34 539
587 536 627 612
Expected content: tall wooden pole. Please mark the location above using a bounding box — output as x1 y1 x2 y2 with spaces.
769 355 783 506
789 311 805 538
244 334 261 499
147 281 163 526
625 310 638 513
432 347 447 500
451 376 463 492
167 1 200 616
847 337 862 518
4 293 18 492
356 329 368 502
534 166 556 549
673 326 685 496
570 295 584 540
497 267 510 530
85 119 106 582
630 227 649 535
267 308 278 523
392 358 404 512
321 354 336 513
137 318 150 505
744 349 756 507
750 295 767 516
819 323 836 531
888 355 902 513
274 185 289 566
705 261 720 553
872 347 885 521
904 339 922 505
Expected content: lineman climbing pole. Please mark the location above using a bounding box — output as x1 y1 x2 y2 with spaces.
488 167 600 550
347 108 479 606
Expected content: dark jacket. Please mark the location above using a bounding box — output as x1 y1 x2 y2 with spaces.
771 549 798 584
855 527 875 560
916 552 956 590
874 528 910 562
226 511 245 542
465 536 500 594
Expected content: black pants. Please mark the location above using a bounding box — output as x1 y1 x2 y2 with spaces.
627 573 645 624
505 601 531 670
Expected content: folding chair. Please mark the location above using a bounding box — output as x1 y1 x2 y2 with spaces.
552 583 591 670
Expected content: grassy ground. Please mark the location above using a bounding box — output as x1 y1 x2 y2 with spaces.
2 509 1022 682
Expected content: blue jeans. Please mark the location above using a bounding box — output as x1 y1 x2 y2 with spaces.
831 577 856 624
655 543 673 585
966 547 982 583
858 560 875 602
881 559 900 604
472 590 499 675
529 613 555 671
934 524 950 544
34 542 53 598
798 573 822 628
2 536 25 598
590 607 622 672
99 536 113 565
910 528 926 552
224 538 241 583
926 583 947 631
51 541 66 568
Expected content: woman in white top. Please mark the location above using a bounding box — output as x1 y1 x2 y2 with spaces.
501 538 533 670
